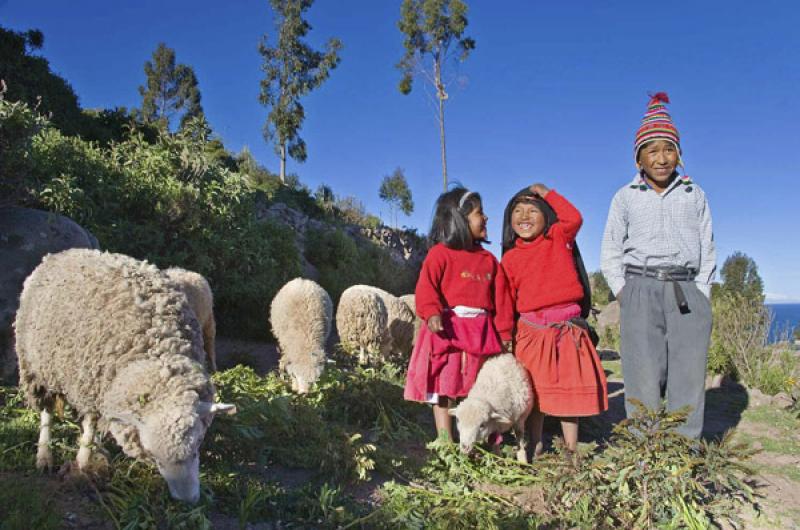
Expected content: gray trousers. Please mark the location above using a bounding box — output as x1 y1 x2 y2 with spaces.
619 275 712 438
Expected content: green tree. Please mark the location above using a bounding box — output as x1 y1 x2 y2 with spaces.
397 0 475 191
0 26 83 135
719 251 764 301
379 168 414 228
138 43 204 131
259 0 342 183
590 271 612 307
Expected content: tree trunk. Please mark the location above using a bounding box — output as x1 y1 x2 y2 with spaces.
279 143 286 184
434 55 448 192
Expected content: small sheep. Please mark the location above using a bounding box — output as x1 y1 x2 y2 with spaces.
164 267 217 371
449 354 533 463
15 249 234 503
270 278 333 393
335 285 388 364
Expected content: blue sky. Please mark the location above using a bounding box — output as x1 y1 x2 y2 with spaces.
3 0 799 301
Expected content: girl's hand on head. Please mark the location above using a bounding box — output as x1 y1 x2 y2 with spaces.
427 314 444 333
530 183 550 197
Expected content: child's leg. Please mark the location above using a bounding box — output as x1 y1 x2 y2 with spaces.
560 417 578 451
432 396 453 440
527 410 545 457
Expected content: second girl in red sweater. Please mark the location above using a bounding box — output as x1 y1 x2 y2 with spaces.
500 183 607 457
404 187 511 441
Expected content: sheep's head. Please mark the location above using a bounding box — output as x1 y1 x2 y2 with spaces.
108 400 235 503
449 399 513 454
286 351 325 394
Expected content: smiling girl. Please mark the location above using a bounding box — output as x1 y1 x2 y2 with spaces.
404 187 510 441
499 184 607 458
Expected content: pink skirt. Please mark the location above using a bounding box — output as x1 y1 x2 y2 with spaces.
515 303 608 416
404 310 503 402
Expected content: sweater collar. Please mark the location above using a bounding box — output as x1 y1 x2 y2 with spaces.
628 172 694 195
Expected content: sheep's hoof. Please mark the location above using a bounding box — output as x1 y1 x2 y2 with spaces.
516 448 528 464
36 451 54 472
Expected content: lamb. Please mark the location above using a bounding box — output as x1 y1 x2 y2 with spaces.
15 249 234 503
449 353 534 463
270 278 333 393
335 285 388 364
164 267 217 371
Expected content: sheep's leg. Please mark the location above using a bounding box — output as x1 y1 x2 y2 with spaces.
204 320 217 372
36 408 54 470
76 413 97 470
358 347 368 365
514 418 528 464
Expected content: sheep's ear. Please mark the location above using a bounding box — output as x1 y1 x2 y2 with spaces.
489 412 512 425
447 408 457 417
198 402 237 417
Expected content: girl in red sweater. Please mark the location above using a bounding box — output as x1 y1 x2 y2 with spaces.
404 187 511 441
500 183 607 456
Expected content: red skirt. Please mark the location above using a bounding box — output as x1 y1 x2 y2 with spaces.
404 309 502 402
515 304 608 417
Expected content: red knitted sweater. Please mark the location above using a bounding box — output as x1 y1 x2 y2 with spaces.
415 243 512 340
500 190 585 315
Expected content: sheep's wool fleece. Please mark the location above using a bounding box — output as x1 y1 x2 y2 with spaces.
270 278 332 364
336 286 388 352
164 267 214 331
353 285 415 356
15 249 213 417
463 354 532 423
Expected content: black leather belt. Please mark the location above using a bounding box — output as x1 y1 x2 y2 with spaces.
625 265 696 313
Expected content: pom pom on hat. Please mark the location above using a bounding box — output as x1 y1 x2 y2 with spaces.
634 91 680 160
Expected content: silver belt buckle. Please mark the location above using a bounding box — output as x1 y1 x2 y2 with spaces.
655 269 670 281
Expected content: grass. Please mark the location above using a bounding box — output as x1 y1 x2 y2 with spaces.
0 362 781 529
0 475 63 530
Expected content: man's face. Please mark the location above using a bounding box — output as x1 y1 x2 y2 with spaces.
638 139 679 186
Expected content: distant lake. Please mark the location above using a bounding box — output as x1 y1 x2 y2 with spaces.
767 303 800 342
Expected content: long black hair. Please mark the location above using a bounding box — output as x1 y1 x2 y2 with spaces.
429 186 486 251
501 186 593 318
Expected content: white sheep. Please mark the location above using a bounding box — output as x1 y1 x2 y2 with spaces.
270 278 332 393
449 354 533 463
399 293 421 347
335 285 388 364
164 267 217 371
15 249 234 503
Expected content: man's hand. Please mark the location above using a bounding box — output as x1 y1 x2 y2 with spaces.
530 183 550 197
427 314 444 333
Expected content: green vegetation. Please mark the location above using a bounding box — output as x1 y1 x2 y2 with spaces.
379 167 414 229
258 0 343 182
138 42 204 131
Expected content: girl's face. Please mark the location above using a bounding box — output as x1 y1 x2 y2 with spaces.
511 202 545 242
467 204 488 242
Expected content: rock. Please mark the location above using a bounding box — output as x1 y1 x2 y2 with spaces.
596 301 620 331
770 392 794 409
0 207 99 384
747 387 772 407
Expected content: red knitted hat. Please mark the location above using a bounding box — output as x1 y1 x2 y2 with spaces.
634 92 680 160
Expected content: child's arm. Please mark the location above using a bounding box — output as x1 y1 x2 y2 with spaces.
415 246 447 331
493 261 515 345
694 190 716 298
536 185 583 242
600 191 627 299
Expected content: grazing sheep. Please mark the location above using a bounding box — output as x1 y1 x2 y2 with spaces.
15 249 234 503
164 267 217 371
335 285 388 364
399 293 421 346
354 285 415 360
270 278 333 393
449 354 533 463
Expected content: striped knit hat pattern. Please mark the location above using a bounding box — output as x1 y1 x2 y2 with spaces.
634 92 680 159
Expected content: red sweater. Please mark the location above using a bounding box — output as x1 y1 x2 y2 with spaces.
415 243 512 340
500 190 584 316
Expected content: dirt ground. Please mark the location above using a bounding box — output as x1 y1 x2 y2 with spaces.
2 340 799 528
